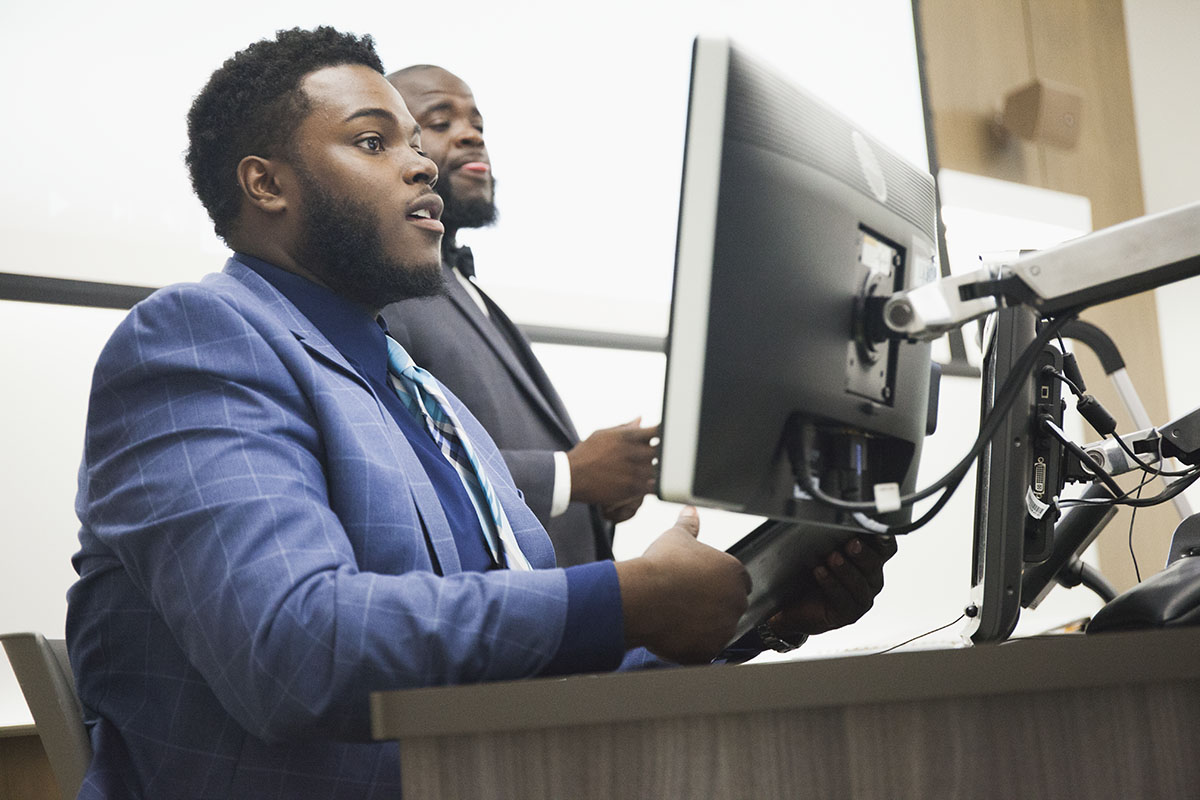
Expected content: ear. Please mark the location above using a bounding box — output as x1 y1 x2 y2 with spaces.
236 155 289 215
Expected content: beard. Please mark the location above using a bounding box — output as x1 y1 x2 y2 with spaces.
292 163 445 308
438 173 499 231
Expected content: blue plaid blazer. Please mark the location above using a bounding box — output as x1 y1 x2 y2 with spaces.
66 259 583 798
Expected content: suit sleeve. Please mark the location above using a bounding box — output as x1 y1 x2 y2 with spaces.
76 286 591 743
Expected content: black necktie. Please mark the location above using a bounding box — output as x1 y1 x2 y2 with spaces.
446 245 475 278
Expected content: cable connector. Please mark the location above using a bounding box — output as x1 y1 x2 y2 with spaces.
873 483 902 513
1076 394 1117 437
1061 352 1087 393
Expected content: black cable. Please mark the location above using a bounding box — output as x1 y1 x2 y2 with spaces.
1042 365 1083 398
1057 469 1157 509
851 465 968 536
1129 479 1145 583
1055 462 1200 510
1043 410 1200 505
1075 561 1119 602
1040 416 1126 497
874 612 967 655
1061 319 1125 375
801 314 1075 519
1108 430 1198 477
1118 469 1200 508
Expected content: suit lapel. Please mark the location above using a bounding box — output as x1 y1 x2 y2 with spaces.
224 259 465 575
442 267 579 444
477 291 581 441
397 465 464 575
292 335 464 576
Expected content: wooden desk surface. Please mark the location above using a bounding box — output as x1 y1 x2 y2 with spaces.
372 626 1200 739
372 628 1200 799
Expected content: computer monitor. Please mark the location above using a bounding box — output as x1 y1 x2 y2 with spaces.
658 36 939 532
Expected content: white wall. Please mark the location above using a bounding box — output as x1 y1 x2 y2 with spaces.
0 0 928 330
0 302 127 726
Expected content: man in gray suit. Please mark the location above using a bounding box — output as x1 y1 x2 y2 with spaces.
382 65 658 567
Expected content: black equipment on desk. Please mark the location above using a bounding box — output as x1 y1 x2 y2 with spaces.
968 309 1200 642
966 306 1072 644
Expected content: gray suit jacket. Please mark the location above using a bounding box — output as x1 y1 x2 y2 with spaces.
382 263 612 567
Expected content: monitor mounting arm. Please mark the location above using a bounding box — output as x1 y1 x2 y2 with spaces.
879 200 1200 342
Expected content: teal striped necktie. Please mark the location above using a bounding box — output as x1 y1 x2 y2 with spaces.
385 336 532 571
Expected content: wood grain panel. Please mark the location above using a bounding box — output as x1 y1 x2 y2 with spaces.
918 0 1042 184
0 734 58 800
379 629 1200 798
397 681 1200 799
1027 0 1145 226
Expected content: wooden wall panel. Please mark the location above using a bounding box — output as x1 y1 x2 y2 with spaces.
918 0 1175 592
0 734 58 800
1027 0 1144 226
918 0 1041 183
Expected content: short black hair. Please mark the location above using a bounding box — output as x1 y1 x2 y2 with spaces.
386 64 440 81
185 26 385 242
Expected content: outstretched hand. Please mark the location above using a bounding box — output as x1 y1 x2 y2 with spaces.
615 507 751 664
568 418 659 511
768 534 897 638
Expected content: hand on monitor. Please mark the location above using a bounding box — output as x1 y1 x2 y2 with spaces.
600 495 645 523
768 535 898 638
567 419 659 509
615 507 751 664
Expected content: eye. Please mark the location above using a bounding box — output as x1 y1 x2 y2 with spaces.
357 135 385 152
425 120 450 132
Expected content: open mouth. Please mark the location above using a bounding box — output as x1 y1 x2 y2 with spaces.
406 195 445 233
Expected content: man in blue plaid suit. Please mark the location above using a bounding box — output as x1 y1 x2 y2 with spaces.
65 27 895 799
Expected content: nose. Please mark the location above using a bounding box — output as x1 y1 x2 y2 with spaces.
405 151 438 189
454 120 485 149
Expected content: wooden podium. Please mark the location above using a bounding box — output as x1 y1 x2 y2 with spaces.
371 627 1200 799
